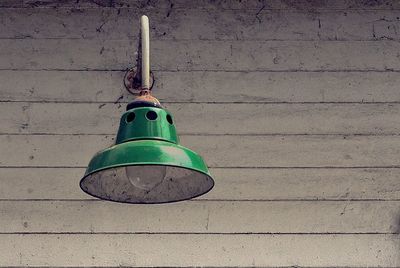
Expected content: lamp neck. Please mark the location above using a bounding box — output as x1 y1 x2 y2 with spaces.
126 90 162 110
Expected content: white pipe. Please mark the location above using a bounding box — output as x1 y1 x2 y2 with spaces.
140 15 150 90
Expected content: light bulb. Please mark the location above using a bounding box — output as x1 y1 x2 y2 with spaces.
125 165 166 191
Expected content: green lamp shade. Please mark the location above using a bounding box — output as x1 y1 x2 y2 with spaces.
80 105 214 204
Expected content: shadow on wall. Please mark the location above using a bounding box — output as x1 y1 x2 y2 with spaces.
395 213 400 265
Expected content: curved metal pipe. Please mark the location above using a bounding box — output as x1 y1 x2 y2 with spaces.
140 15 150 90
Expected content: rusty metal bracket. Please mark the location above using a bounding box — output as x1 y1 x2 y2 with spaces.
124 67 155 95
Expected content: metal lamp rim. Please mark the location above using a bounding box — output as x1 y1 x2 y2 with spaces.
81 162 214 183
79 163 214 204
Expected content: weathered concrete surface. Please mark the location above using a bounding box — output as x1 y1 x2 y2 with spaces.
1 1 400 267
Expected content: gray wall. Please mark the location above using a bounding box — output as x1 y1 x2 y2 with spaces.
0 0 400 266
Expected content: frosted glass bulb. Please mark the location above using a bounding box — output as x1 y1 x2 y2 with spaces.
125 165 166 190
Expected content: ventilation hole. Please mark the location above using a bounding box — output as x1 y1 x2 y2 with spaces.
126 112 135 123
166 114 173 125
146 111 158 120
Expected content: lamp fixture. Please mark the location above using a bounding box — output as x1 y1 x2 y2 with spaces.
79 15 214 204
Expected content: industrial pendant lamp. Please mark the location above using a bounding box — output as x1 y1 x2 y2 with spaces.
80 16 214 204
